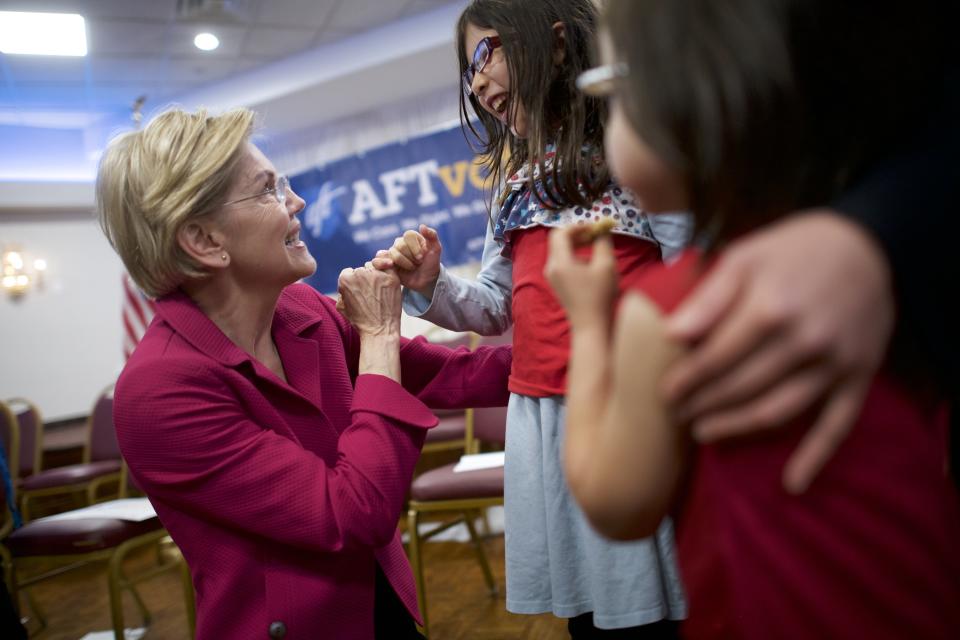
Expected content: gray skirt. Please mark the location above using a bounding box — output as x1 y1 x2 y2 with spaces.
503 394 687 629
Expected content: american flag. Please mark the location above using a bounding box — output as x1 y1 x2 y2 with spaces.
122 274 156 359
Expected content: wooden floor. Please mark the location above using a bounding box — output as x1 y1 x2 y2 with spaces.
11 532 569 640
11 430 569 639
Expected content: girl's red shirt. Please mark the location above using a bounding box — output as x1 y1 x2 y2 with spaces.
633 250 960 639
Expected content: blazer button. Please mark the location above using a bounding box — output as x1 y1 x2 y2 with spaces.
268 621 287 638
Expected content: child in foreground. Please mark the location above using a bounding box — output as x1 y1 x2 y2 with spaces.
546 0 960 638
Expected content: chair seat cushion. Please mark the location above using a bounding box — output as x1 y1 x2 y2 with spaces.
7 516 164 556
424 413 467 444
410 462 504 501
20 460 122 491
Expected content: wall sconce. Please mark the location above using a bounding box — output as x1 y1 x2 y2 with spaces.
2 245 47 297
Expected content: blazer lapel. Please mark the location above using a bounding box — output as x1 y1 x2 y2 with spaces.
155 291 251 368
154 289 326 417
272 327 323 413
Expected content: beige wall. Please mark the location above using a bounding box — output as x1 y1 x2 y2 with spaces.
0 209 126 420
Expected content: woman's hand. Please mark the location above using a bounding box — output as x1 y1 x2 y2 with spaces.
370 224 443 299
337 265 402 338
662 212 894 493
544 225 618 330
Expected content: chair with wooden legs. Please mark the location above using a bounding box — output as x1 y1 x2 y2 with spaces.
1 462 195 640
1 470 15 598
406 331 511 637
0 400 22 498
422 332 474 455
19 385 123 522
0 397 44 486
407 404 507 636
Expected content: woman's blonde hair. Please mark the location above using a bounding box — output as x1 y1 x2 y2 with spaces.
96 107 256 297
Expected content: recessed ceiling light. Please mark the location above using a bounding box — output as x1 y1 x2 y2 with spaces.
0 11 87 56
194 32 220 51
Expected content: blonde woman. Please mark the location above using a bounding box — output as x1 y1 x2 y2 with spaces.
97 108 511 639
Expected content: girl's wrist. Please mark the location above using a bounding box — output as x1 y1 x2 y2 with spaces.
415 276 439 301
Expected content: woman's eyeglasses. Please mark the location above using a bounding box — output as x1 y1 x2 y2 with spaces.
462 35 502 95
576 63 629 97
223 174 290 207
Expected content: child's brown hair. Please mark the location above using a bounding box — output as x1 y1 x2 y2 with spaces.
456 0 609 212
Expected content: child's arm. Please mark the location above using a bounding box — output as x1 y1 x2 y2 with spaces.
547 226 687 540
566 291 686 540
374 223 513 335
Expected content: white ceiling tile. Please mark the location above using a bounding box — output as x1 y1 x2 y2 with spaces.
172 0 259 24
325 0 404 32
87 19 171 56
240 26 317 58
254 0 339 29
70 0 177 21
0 0 173 21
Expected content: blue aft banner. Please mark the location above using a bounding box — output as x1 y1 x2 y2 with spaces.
290 125 494 294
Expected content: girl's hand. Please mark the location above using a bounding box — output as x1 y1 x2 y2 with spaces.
370 224 443 299
337 265 402 338
545 225 618 329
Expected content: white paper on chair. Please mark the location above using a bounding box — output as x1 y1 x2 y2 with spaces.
80 628 146 640
453 451 505 473
34 498 156 523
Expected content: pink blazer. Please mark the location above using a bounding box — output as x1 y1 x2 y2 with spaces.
114 284 511 639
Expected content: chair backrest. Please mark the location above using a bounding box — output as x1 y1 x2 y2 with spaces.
0 435 10 538
0 416 17 538
0 400 20 484
465 329 513 450
470 405 508 448
0 483 10 540
86 384 119 463
4 398 43 478
119 457 149 498
119 459 133 499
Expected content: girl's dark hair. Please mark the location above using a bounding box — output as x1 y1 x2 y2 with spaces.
456 0 609 212
603 0 941 247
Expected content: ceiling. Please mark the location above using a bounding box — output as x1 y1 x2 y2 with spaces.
0 0 462 128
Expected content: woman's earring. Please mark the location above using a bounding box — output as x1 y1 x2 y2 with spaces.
221 254 228 262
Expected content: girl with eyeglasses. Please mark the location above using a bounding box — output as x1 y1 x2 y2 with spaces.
373 0 689 636
546 0 960 637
